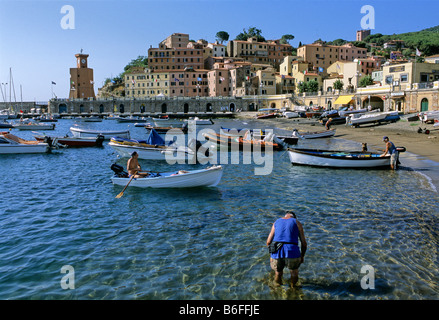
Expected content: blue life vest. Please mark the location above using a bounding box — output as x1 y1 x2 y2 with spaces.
271 218 301 259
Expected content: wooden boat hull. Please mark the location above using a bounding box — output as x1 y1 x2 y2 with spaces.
70 127 130 140
111 165 223 188
203 132 283 151
288 148 392 168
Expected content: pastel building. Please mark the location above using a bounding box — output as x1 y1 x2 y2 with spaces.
297 42 368 74
148 33 204 71
208 42 227 57
227 37 293 68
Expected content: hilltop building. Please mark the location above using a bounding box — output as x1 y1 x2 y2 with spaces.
356 30 371 41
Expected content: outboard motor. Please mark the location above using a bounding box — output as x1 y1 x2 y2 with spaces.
96 134 105 147
111 163 128 177
44 136 53 148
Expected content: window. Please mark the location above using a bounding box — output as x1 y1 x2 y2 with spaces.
400 74 408 82
385 75 393 84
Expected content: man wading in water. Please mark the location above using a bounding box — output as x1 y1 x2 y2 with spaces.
266 210 307 287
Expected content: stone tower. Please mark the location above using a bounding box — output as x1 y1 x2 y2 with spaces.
69 51 96 99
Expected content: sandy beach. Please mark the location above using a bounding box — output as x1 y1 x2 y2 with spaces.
235 112 439 190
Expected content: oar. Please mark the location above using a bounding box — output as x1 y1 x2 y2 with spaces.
115 171 137 199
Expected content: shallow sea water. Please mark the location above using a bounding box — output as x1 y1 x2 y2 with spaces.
0 118 438 300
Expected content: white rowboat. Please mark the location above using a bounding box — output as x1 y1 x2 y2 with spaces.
287 148 395 168
0 132 50 154
292 129 336 139
70 127 130 140
111 165 223 188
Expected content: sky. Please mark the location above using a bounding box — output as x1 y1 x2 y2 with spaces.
0 0 438 102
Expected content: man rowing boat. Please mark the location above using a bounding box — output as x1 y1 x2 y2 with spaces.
127 151 150 178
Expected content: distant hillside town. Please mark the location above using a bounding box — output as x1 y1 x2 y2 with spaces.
2 27 439 115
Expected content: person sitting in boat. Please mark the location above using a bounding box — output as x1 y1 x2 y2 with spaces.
380 136 398 170
127 151 150 178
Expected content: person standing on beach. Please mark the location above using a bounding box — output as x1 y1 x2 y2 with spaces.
380 136 399 170
266 210 307 287
325 117 333 130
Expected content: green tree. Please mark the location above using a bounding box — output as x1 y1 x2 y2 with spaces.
298 82 307 94
280 34 295 45
235 27 265 42
215 31 229 44
359 75 374 88
307 80 319 93
333 79 344 91
124 56 148 72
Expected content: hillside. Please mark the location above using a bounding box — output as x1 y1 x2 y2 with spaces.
363 25 439 56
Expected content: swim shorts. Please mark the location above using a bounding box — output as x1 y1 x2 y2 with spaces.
270 257 301 271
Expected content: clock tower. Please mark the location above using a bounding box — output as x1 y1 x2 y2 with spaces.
69 51 96 99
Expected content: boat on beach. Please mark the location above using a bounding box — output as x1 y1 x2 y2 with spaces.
70 127 130 140
346 111 400 127
110 164 223 188
287 147 405 168
292 128 336 139
256 108 279 119
283 111 300 118
34 134 105 147
0 132 51 154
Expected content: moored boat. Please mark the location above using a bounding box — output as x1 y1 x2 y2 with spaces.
110 164 223 188
203 132 283 151
0 132 51 154
70 127 130 140
83 116 103 122
108 128 205 161
144 124 188 134
287 147 405 168
183 117 214 125
34 134 104 147
0 120 13 128
153 118 185 127
13 121 55 130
